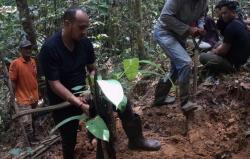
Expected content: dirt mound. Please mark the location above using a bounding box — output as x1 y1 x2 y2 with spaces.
64 73 249 159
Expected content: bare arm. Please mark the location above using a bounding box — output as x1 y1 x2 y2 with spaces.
212 43 231 56
48 80 89 113
86 63 96 76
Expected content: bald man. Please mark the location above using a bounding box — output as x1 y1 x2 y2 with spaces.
39 7 160 159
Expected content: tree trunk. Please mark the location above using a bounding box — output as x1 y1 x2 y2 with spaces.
15 0 37 51
133 0 147 59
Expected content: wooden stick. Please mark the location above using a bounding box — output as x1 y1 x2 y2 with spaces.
12 101 71 119
40 135 59 144
193 49 199 96
192 38 200 98
30 137 60 159
16 136 60 159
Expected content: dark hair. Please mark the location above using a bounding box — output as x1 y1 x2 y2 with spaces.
63 7 83 22
219 1 238 11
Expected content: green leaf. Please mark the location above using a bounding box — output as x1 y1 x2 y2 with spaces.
86 75 102 86
118 96 127 112
138 70 164 77
50 114 88 134
112 72 124 80
139 60 165 74
86 116 110 142
71 85 84 91
97 80 127 112
123 58 139 80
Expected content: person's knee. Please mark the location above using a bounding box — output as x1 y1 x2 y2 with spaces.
199 53 207 65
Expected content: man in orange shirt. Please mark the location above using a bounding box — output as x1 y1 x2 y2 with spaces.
9 39 39 143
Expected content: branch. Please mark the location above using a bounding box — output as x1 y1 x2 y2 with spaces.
12 102 71 119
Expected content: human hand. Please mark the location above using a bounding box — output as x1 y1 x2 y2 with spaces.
91 138 97 147
211 49 217 54
188 27 200 37
197 28 206 36
87 138 97 151
78 96 89 115
188 27 206 37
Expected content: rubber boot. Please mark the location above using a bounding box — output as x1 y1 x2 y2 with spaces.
122 114 161 151
153 77 176 106
179 82 198 115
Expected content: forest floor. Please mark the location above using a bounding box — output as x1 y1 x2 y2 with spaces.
1 68 250 159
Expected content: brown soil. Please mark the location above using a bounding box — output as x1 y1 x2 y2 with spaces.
44 71 250 159
1 72 250 159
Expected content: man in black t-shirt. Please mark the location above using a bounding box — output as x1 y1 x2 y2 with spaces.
200 1 250 74
215 0 247 36
39 7 160 159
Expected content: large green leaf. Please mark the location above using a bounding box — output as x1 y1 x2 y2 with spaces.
50 114 110 142
86 116 110 142
97 80 127 112
123 58 139 80
50 114 88 134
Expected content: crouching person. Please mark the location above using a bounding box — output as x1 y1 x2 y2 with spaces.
200 1 250 74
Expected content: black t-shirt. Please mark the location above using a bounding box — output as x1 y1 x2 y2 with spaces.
223 19 250 67
39 32 95 105
217 17 246 36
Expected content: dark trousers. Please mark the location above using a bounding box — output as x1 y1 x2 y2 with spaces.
53 100 136 159
199 52 234 74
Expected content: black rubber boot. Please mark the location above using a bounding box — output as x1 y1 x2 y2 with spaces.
122 114 161 151
179 82 198 115
153 78 175 106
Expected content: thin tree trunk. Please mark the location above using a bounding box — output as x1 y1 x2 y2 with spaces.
15 0 37 51
128 0 135 54
134 0 147 59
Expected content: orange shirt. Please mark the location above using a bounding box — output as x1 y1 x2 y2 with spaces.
9 56 39 105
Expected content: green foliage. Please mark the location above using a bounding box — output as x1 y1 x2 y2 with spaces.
123 58 139 81
50 114 110 142
97 79 127 112
118 96 127 113
112 58 165 81
139 60 165 74
50 114 88 134
86 116 109 142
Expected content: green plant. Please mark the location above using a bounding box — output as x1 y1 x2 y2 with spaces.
51 79 128 142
